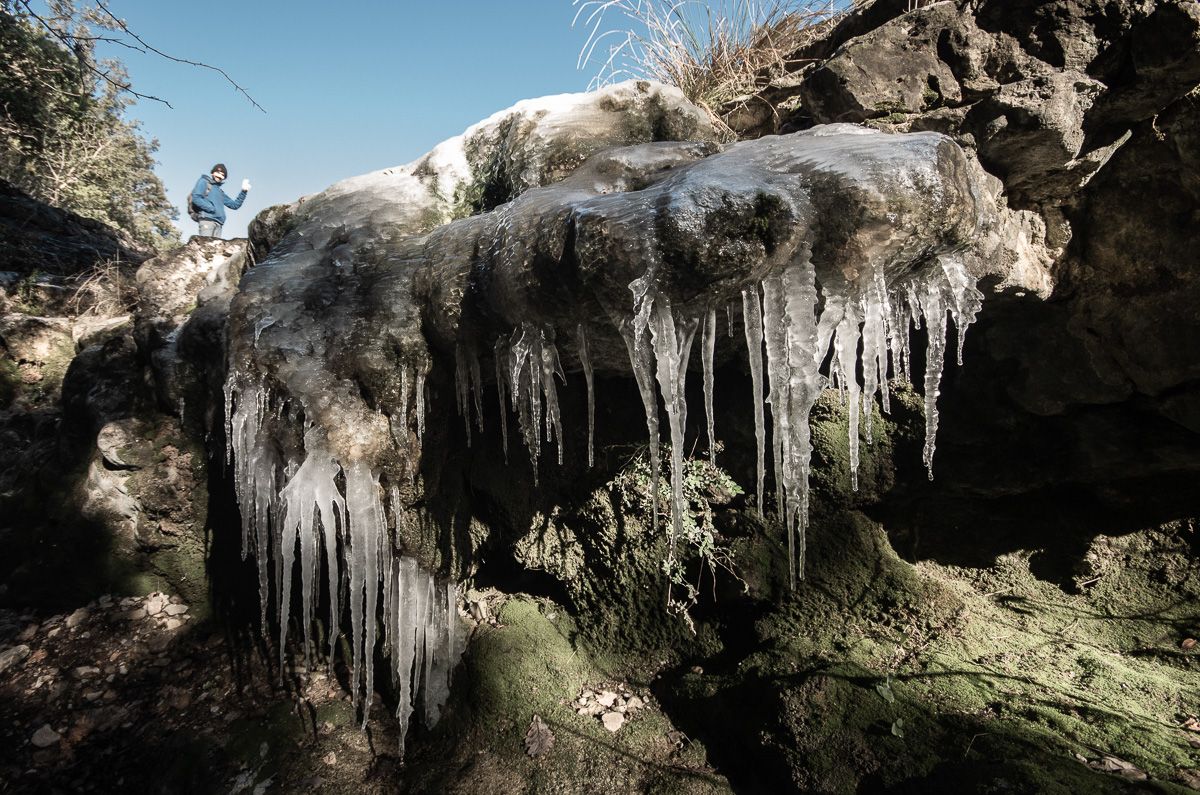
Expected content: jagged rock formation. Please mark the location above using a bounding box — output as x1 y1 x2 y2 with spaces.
0 179 149 278
731 0 1200 505
2 1 1198 792
0 231 245 610
222 75 1065 751
216 0 1200 773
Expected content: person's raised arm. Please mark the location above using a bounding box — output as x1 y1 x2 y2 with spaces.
224 178 250 209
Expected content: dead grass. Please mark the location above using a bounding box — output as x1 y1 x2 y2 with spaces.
65 258 139 317
573 0 844 137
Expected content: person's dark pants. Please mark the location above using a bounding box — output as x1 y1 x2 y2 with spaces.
198 219 223 238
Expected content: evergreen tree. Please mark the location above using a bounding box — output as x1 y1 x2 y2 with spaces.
0 1 179 250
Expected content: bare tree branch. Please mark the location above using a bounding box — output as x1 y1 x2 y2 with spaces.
11 0 267 113
93 1 266 113
12 0 174 107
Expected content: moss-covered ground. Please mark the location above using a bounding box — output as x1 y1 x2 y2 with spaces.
404 596 731 793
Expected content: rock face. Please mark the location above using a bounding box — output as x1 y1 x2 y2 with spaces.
223 77 1051 755
2 1 1197 791
0 227 241 610
736 0 1200 503
0 179 149 278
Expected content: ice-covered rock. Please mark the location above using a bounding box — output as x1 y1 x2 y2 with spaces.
224 81 1010 744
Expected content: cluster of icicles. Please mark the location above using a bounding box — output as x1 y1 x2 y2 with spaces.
224 368 461 755
223 250 980 750
459 252 982 587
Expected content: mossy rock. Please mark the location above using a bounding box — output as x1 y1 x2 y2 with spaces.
405 596 730 794
663 510 1200 793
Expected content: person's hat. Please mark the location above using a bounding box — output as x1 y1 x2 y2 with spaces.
211 163 228 176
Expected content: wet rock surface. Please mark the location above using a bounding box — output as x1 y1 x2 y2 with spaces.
1 1 1199 792
737 0 1200 505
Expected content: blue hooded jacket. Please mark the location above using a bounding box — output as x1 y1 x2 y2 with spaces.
191 174 246 224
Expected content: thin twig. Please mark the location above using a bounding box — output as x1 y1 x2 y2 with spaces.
13 0 174 108
93 1 265 112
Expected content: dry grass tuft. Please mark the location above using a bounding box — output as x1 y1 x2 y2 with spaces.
65 258 140 317
573 0 845 137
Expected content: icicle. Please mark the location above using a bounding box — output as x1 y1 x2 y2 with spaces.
780 257 822 581
454 343 471 446
919 279 946 479
386 555 462 758
726 302 735 338
648 298 698 555
345 461 384 725
742 287 766 514
510 324 544 481
833 310 863 491
761 276 788 515
540 332 566 466
415 370 426 441
226 377 280 628
621 275 662 538
941 253 984 367
469 344 485 434
494 338 509 463
702 308 717 463
509 323 565 480
914 254 983 479
278 441 346 668
394 556 418 754
860 270 891 430
578 324 595 468
753 257 825 587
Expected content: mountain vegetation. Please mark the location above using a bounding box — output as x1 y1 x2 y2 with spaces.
0 1 178 251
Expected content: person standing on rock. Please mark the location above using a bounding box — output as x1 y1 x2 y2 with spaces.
190 163 250 238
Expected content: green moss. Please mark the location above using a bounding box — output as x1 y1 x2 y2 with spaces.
405 596 730 793
0 357 19 407
671 510 1200 791
922 86 940 110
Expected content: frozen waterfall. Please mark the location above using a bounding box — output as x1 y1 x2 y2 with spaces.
225 372 463 753
221 113 997 750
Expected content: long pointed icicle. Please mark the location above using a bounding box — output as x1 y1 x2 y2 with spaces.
509 323 565 481
648 298 698 556
620 289 662 539
454 343 471 446
540 333 566 466
780 258 822 581
702 308 717 463
278 440 346 667
742 287 767 514
494 338 509 463
578 323 595 468
469 344 485 434
833 309 863 492
761 276 788 515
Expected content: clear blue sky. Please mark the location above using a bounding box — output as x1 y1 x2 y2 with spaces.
97 1 595 239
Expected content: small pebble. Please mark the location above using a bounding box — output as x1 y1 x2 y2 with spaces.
31 724 60 748
601 712 625 732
